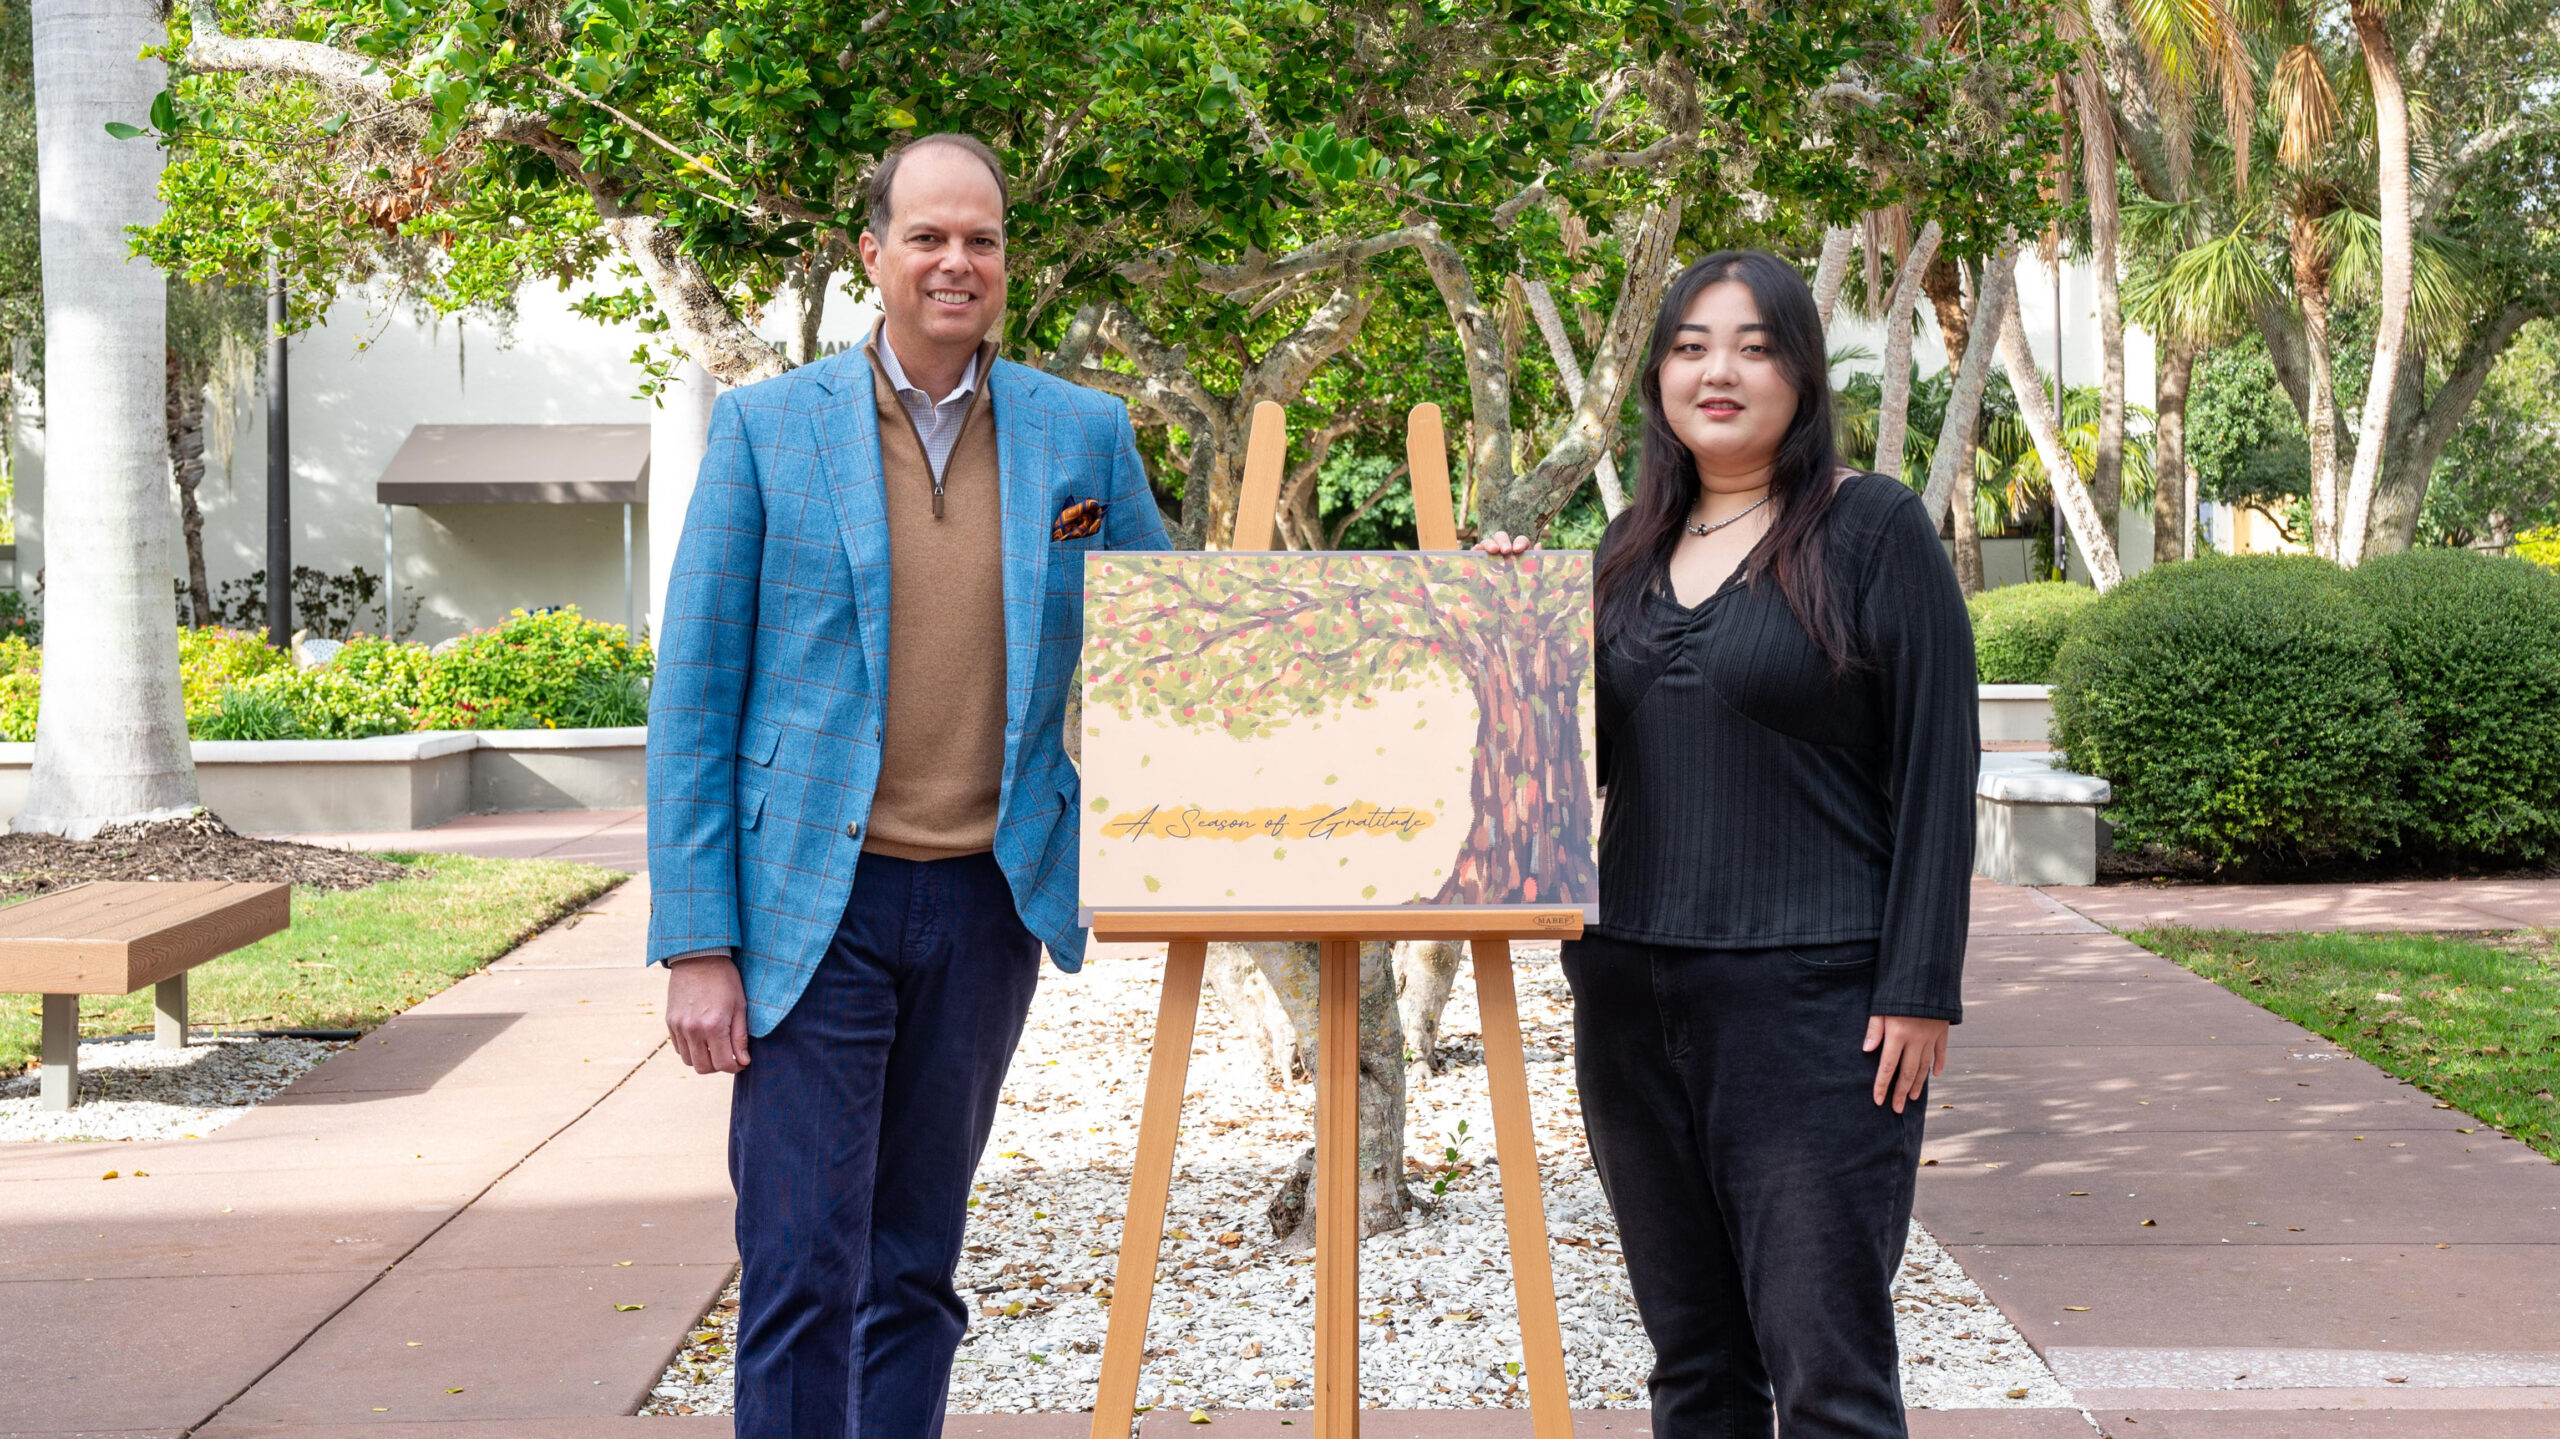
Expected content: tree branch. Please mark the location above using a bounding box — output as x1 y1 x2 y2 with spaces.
184 0 549 144
1511 199 1684 528
1093 304 1220 434
1241 283 1372 409
1521 276 1625 516
1329 461 1412 547
1116 226 1431 295
1871 219 1944 479
1921 248 2017 525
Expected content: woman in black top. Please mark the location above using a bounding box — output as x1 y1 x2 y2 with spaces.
1485 251 1977 1436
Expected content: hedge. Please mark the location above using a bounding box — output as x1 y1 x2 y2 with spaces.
2050 556 2421 866
1967 581 2099 684
2053 551 2560 867
0 608 650 743
2346 550 2560 859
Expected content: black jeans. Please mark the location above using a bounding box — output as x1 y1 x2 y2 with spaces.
1562 932 1926 1439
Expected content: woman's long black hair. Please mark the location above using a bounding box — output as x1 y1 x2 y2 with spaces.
1593 249 1857 674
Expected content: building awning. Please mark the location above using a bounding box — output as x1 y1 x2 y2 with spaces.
374 424 651 505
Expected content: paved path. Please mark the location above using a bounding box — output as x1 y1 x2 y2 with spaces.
1921 878 2560 1438
8 811 2557 1436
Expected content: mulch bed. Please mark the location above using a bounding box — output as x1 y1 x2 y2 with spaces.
2097 844 2560 887
0 811 403 902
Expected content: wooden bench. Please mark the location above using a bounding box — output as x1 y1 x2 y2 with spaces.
0 881 291 1110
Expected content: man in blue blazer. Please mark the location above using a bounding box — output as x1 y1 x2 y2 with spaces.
646 133 1167 1439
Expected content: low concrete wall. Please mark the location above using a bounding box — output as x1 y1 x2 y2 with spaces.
1974 752 2111 886
1978 683 2055 746
0 728 646 834
470 727 647 814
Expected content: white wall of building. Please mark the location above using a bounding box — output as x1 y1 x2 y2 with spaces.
12 276 879 645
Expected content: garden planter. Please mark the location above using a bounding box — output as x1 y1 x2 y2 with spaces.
1977 683 2055 746
0 726 645 834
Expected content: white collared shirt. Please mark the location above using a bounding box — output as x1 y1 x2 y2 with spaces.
872 327 981 483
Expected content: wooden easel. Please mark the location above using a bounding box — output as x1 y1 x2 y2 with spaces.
1087 401 1581 1439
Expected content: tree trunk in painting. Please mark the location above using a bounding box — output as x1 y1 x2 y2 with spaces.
1436 641 1597 905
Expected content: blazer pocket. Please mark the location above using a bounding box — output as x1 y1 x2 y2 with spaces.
1784 941 1877 970
739 720 781 766
738 786 768 831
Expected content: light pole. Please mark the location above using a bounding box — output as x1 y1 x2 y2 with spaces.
265 253 291 650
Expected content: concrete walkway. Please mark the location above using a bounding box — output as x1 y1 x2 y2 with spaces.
1927 879 2560 1437
6 811 2556 1436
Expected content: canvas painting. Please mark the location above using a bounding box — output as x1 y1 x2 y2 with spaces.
1078 551 1596 914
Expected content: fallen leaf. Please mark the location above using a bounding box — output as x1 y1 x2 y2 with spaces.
2068 1191 2090 1197
615 1260 633 1266
445 1387 465 1395
406 1341 422 1348
1189 1411 1212 1425
2386 1377 2408 1384
2065 1306 2091 1312
1920 1159 1939 1166
614 1304 645 1312
100 1171 119 1181
2005 1388 2029 1400
2140 1219 2157 1227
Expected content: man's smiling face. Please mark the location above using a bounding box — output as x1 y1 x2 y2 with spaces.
858 142 1008 360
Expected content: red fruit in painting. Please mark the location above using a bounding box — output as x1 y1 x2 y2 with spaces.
1523 876 1538 902
1183 706 1196 717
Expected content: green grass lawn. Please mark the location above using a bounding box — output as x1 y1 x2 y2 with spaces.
2131 927 2560 1161
1 853 624 1076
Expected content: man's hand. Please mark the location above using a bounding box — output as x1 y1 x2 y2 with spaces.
1863 1014 1949 1114
667 954 751 1074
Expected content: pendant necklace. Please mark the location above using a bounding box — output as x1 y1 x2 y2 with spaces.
1685 492 1770 537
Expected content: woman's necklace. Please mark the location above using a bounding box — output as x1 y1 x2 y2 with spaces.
1685 492 1771 537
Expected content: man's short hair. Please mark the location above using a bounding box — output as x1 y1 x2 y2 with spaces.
865 134 1011 236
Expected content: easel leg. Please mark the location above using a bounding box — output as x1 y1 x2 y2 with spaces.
1471 939 1574 1439
155 972 189 1049
1089 939 1207 1439
1315 937 1361 1439
39 993 77 1111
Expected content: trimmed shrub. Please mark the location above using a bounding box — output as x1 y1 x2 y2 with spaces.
2050 555 2421 865
1968 581 2100 684
413 607 652 730
2347 550 2560 859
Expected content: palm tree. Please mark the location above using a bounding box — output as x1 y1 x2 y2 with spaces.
18 0 196 836
2336 0 2412 564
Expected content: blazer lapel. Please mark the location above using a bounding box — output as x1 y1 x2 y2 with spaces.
990 360 1050 766
815 347 894 689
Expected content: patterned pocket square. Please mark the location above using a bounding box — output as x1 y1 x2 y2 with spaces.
1051 497 1107 541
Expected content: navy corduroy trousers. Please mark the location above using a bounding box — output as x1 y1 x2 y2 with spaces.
728 851 1041 1439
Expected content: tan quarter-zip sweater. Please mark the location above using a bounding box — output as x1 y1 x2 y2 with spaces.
861 342 1008 861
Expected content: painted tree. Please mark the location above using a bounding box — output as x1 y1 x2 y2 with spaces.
1083 552 1592 1237
18 0 197 836
1085 554 1595 908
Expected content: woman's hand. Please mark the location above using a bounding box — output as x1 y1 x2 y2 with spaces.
1475 530 1537 556
1863 1014 1948 1114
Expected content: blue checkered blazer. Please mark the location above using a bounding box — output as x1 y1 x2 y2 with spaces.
645 342 1170 1035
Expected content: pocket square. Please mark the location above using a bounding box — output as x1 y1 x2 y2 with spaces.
1051 497 1107 541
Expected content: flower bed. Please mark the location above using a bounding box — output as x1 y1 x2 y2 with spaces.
0 607 650 743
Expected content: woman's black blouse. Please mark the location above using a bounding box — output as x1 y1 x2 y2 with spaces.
1592 473 1979 1020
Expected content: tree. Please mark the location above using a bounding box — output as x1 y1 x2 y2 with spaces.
1082 551 1593 1232
18 0 196 836
2093 0 2560 562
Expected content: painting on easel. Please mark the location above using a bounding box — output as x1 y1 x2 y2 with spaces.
1077 551 1597 914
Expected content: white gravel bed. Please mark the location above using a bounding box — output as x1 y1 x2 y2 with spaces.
646 946 2076 1416
0 1034 344 1143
